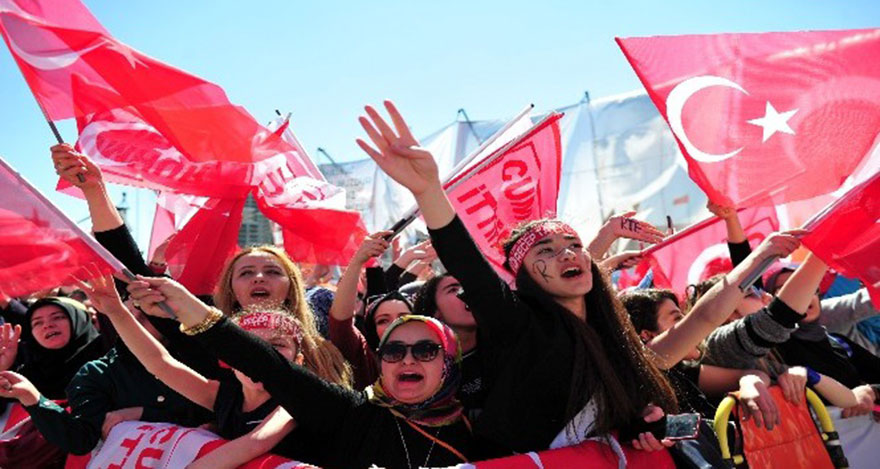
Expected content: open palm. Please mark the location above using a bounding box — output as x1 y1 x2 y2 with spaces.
357 101 439 196
0 324 21 372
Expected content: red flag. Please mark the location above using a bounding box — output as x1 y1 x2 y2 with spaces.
254 184 366 266
444 113 563 281
1 1 297 198
644 206 779 296
617 29 880 207
162 197 245 296
802 171 880 307
0 157 124 299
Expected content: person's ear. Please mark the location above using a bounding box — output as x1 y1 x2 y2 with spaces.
638 329 655 344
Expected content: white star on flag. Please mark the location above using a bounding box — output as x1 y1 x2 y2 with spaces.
747 102 798 143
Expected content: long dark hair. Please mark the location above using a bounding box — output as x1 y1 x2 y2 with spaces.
505 221 677 437
413 273 451 316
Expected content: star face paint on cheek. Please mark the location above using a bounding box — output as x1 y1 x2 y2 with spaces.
533 259 553 283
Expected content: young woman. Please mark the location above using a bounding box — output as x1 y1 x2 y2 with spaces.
70 273 323 467
0 297 108 400
356 101 677 458
125 275 474 469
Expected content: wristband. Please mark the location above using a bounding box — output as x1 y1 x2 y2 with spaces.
805 367 821 387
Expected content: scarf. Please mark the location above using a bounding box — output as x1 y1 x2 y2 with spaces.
368 315 463 427
23 297 104 399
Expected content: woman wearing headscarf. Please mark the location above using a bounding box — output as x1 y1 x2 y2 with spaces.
0 297 108 400
126 274 473 469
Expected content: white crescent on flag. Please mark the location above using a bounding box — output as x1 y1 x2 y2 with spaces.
0 13 104 70
665 75 748 163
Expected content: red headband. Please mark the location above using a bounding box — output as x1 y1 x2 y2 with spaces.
507 221 579 275
234 311 303 346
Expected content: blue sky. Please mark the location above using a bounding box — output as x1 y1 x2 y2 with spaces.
1 0 877 250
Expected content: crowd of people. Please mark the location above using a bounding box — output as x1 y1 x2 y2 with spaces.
0 101 877 468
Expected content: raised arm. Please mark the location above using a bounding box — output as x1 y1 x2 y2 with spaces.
330 232 390 323
646 231 803 368
51 144 123 232
127 276 362 436
77 275 219 410
588 211 665 259
357 101 527 339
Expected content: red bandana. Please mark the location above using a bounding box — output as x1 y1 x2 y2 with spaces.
507 221 579 275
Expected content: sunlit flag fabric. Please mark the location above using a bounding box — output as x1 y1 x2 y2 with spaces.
802 170 880 307
0 156 124 299
0 0 298 198
444 113 563 282
642 206 780 296
616 29 880 207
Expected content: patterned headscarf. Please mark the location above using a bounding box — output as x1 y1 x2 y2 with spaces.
368 315 463 427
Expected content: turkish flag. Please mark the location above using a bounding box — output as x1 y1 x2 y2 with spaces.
2 1 298 198
801 170 880 307
617 29 880 207
0 156 124 299
444 113 563 281
643 206 779 296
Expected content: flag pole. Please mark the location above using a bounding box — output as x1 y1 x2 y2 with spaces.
0 156 177 318
384 104 535 240
32 99 86 183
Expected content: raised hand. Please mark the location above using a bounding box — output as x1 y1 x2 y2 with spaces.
753 230 806 261
357 101 440 196
74 272 127 316
126 276 205 320
0 324 21 372
50 143 104 190
395 238 436 269
0 370 40 406
353 231 392 265
706 201 737 220
607 211 666 244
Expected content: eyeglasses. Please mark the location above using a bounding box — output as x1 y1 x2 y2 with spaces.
378 340 442 363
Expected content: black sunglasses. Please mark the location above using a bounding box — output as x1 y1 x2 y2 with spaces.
378 340 442 363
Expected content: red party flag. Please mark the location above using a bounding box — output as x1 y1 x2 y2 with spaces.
802 170 880 307
617 29 880 207
2 0 297 198
643 206 779 296
0 156 124 299
444 113 563 281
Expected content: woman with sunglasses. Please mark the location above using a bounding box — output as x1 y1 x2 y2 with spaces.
355 101 682 462
329 231 416 389
126 274 473 469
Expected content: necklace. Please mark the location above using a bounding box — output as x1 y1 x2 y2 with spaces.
395 418 439 469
